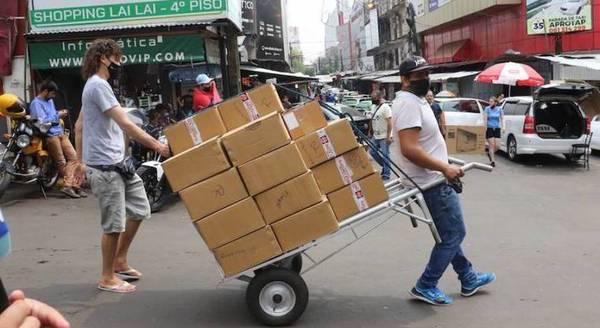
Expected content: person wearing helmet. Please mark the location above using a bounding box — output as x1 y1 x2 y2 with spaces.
393 56 495 306
30 81 85 198
0 210 71 328
192 74 221 113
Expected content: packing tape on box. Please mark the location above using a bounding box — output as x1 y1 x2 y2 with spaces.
335 156 353 185
240 93 261 121
283 112 300 130
350 181 369 211
184 117 203 145
317 129 337 159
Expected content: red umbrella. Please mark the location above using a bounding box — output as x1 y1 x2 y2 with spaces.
475 62 544 87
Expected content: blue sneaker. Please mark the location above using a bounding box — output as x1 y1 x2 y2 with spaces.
461 272 496 297
409 286 453 306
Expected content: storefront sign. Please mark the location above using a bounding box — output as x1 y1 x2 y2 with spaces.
28 0 241 32
29 34 206 69
428 0 450 12
256 0 285 61
526 0 592 35
242 0 256 35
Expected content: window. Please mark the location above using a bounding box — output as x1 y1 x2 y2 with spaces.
458 100 480 113
514 103 530 115
441 100 460 112
502 103 518 116
503 102 530 116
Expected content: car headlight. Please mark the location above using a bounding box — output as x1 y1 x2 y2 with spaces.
16 134 31 148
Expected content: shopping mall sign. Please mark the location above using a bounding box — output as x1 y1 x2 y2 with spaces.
526 0 592 35
28 0 241 33
29 34 206 69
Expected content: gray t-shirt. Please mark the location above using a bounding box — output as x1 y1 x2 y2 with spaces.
392 91 448 186
81 75 124 166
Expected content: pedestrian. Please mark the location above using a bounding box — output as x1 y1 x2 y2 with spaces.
193 74 222 113
0 210 71 328
393 56 495 306
425 90 446 136
29 81 86 198
484 97 504 167
74 39 170 294
368 90 393 180
176 90 194 119
496 93 504 104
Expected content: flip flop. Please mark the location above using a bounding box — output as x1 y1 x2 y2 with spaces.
97 281 136 294
115 268 143 281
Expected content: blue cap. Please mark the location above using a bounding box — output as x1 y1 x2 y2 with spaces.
195 74 213 85
0 210 10 259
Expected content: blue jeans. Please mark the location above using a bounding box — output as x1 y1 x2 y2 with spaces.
369 138 391 178
417 184 476 289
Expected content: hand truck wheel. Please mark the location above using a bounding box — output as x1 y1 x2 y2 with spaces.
246 268 309 326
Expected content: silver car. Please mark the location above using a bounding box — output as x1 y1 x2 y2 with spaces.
500 83 592 161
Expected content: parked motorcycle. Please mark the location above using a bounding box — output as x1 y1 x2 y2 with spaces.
0 94 59 199
136 134 172 213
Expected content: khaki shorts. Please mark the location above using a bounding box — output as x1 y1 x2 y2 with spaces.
87 167 151 234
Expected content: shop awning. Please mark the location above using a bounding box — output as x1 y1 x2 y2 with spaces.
429 71 480 82
376 76 401 84
429 39 471 64
359 70 398 81
537 54 600 81
241 65 317 81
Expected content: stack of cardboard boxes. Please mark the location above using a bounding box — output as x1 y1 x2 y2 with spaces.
162 85 389 277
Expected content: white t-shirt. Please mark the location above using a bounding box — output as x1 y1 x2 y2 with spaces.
368 102 392 140
392 91 448 186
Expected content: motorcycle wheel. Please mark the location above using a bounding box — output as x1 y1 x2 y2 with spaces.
40 158 59 189
0 162 12 199
137 166 170 213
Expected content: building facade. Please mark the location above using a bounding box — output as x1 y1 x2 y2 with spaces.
416 0 600 97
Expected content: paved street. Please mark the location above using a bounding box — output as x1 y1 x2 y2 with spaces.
1 150 599 328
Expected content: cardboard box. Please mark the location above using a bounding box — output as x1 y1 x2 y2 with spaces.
312 147 376 194
446 125 486 154
221 112 291 166
272 199 339 252
163 138 230 192
214 226 282 277
255 172 323 224
180 168 248 221
327 174 389 222
164 107 226 155
238 143 307 195
219 84 285 131
194 197 265 250
283 100 328 140
296 119 359 168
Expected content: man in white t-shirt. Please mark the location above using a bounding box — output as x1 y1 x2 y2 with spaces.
393 56 495 306
367 90 393 180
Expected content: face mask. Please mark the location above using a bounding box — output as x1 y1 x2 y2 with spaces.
408 78 431 97
107 61 122 83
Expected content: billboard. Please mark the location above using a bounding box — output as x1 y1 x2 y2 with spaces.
241 0 256 35
526 0 592 35
256 0 284 61
28 0 241 33
428 0 451 12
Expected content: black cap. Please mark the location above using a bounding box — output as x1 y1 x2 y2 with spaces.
399 56 432 76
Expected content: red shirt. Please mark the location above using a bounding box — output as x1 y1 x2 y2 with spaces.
192 83 222 112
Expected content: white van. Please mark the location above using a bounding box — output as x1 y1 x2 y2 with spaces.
500 83 592 161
